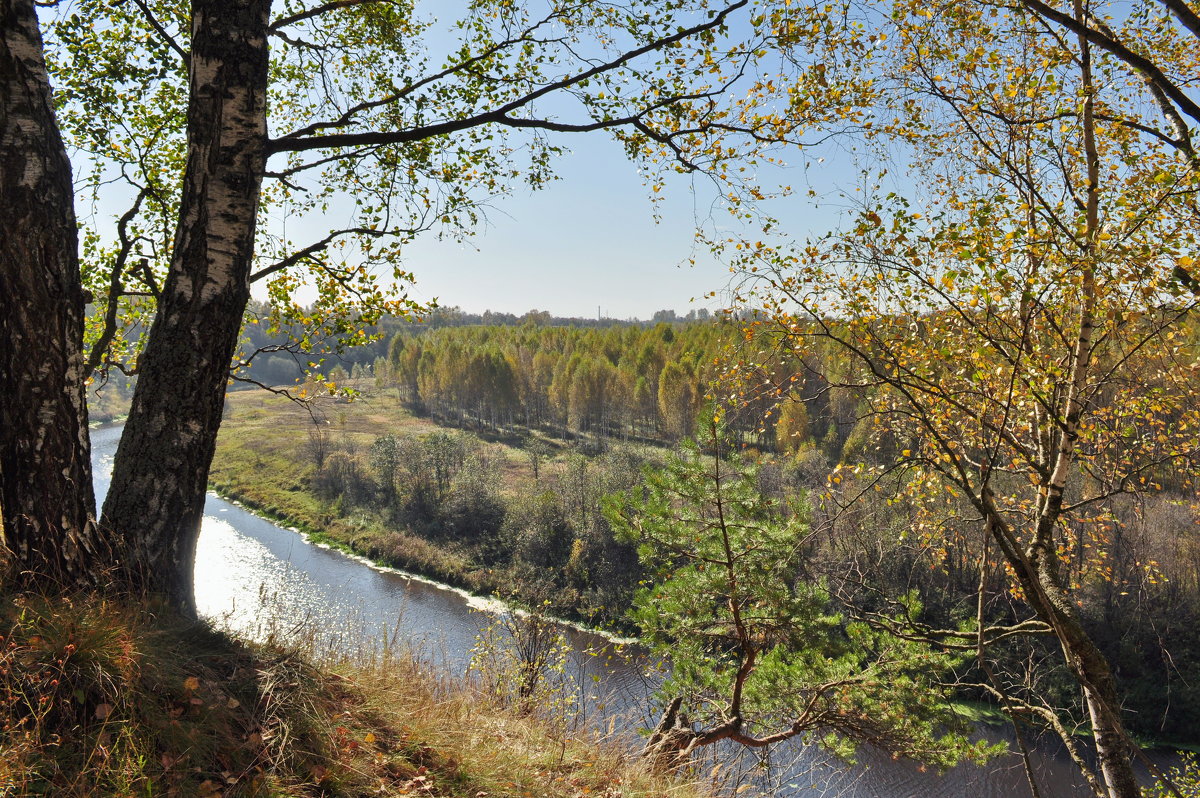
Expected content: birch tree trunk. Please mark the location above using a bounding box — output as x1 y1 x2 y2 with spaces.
1020 542 1140 798
101 0 271 614
1051 6 1139 790
0 0 112 590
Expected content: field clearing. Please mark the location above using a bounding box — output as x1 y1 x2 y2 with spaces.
219 386 563 491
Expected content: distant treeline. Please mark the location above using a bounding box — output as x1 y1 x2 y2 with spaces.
95 305 766 438
378 322 731 442
368 320 873 464
407 305 716 329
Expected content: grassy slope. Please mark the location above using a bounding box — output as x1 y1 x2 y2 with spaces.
210 391 1200 757
210 392 1021 724
3 392 707 795
0 593 706 797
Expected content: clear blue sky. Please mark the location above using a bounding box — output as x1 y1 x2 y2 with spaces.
389 132 858 320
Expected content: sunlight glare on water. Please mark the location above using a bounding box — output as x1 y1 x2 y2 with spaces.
194 515 334 640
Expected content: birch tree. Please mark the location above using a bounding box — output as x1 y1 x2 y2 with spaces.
729 0 1200 794
0 0 116 589
2 0 838 608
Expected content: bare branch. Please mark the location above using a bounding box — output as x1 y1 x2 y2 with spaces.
86 190 146 378
268 0 750 155
270 0 391 31
250 226 396 283
129 0 189 68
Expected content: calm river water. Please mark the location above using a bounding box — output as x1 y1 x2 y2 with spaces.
92 424 1165 797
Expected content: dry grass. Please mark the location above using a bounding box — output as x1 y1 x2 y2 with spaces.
0 592 708 798
336 653 704 798
221 389 446 455
215 386 649 499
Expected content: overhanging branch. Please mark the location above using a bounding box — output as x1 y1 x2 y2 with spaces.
267 0 750 155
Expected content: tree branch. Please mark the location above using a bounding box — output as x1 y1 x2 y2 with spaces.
270 0 393 31
267 0 750 154
1156 0 1200 40
129 0 189 68
86 190 146 379
1018 0 1200 130
250 226 396 283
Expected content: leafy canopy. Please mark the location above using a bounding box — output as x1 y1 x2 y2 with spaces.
45 0 841 388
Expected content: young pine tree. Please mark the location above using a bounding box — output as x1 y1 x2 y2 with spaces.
604 414 996 771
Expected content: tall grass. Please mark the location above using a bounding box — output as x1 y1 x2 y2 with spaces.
0 592 708 797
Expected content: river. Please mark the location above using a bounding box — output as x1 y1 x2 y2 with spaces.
91 424 1160 797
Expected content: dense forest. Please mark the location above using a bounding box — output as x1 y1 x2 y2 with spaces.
242 309 859 456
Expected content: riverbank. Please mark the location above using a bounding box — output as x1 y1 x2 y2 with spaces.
216 394 1038 703
210 388 663 635
0 592 706 797
208 393 1038 736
